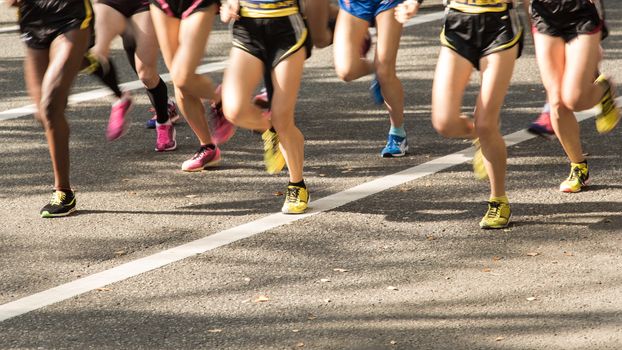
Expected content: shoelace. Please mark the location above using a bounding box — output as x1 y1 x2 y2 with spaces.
486 202 501 219
192 146 211 160
567 167 586 184
286 187 300 202
50 191 66 206
156 125 170 144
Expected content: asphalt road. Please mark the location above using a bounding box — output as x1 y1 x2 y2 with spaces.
1 2 621 349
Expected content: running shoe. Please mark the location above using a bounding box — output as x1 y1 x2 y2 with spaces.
40 190 76 218
281 185 310 214
253 87 270 110
155 123 177 152
370 76 384 105
594 75 620 134
527 110 555 139
106 92 133 141
559 162 589 193
262 129 286 174
181 145 221 172
381 134 408 157
209 103 236 145
146 99 180 129
479 200 511 229
472 139 487 180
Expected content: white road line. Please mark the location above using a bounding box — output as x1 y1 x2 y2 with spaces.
0 25 18 34
0 104 608 323
0 11 441 122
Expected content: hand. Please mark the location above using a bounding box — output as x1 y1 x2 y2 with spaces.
220 0 240 23
395 0 420 24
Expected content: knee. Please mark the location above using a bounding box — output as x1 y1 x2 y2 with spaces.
561 89 582 111
221 97 245 125
374 62 396 84
334 63 357 82
138 68 160 89
270 112 295 132
171 68 194 94
547 98 568 120
431 114 453 137
473 119 498 138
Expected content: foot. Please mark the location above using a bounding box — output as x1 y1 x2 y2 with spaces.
594 75 620 134
40 190 76 218
146 98 180 129
559 162 589 193
209 103 236 145
155 122 177 152
381 134 408 158
479 200 511 229
106 92 133 141
527 110 555 139
370 76 384 105
181 145 221 172
262 129 286 174
281 185 310 214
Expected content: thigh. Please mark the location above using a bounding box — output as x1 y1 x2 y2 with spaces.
24 48 49 110
533 32 566 97
174 6 216 73
562 32 601 94
333 10 370 67
271 48 306 124
477 46 517 124
149 4 180 69
92 3 127 57
305 0 330 37
129 10 160 71
374 7 402 67
222 48 265 108
432 47 473 124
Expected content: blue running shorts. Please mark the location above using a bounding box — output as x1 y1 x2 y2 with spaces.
338 0 404 23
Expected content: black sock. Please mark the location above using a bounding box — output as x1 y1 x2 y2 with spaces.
91 57 123 98
147 78 170 124
122 33 137 74
288 180 306 188
202 144 216 150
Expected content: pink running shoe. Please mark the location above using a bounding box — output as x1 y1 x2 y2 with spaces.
253 88 270 109
181 145 221 171
106 92 133 141
155 123 177 152
527 110 555 139
146 98 180 129
209 104 236 145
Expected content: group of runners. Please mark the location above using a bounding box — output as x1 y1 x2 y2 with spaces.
7 0 619 229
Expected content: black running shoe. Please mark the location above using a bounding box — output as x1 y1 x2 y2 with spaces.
40 190 76 218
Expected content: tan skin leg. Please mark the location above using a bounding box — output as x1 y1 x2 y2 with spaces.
150 5 217 145
270 48 307 183
333 10 374 81
533 32 585 164
374 8 404 128
129 11 161 89
221 48 270 131
431 47 475 139
91 3 127 58
24 28 91 191
562 32 606 111
305 0 333 48
476 46 517 198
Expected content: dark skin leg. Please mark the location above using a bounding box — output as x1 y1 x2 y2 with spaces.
24 28 91 191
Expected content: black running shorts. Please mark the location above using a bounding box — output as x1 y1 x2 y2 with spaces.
232 13 312 69
530 0 608 42
441 4 523 70
149 0 220 19
98 0 150 18
18 0 94 49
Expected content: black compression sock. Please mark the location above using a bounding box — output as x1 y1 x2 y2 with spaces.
91 57 123 98
122 33 137 74
288 180 306 189
147 78 170 124
202 144 216 150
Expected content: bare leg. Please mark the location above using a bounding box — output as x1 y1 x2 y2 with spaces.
533 32 585 163
374 8 404 128
431 47 475 138
271 49 307 183
333 10 373 81
306 0 333 48
129 11 161 89
562 32 605 111
221 48 269 131
91 3 127 58
476 46 517 198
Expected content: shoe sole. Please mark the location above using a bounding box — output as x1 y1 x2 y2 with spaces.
155 142 177 152
182 158 221 172
526 128 556 140
480 214 512 229
281 196 311 214
381 145 408 158
559 179 590 193
41 207 77 218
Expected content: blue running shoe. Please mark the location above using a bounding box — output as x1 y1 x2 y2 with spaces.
381 134 408 157
370 77 384 105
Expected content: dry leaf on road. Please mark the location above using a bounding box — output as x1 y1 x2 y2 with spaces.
254 295 270 303
333 268 349 273
526 297 537 301
207 329 222 333
526 252 540 257
387 286 398 291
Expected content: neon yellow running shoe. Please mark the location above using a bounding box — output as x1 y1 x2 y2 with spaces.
262 129 285 174
281 185 310 214
479 200 511 229
472 139 487 180
559 162 589 193
594 75 620 134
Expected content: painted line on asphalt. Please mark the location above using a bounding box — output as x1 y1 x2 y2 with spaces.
0 25 18 34
0 103 608 322
0 11 443 122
